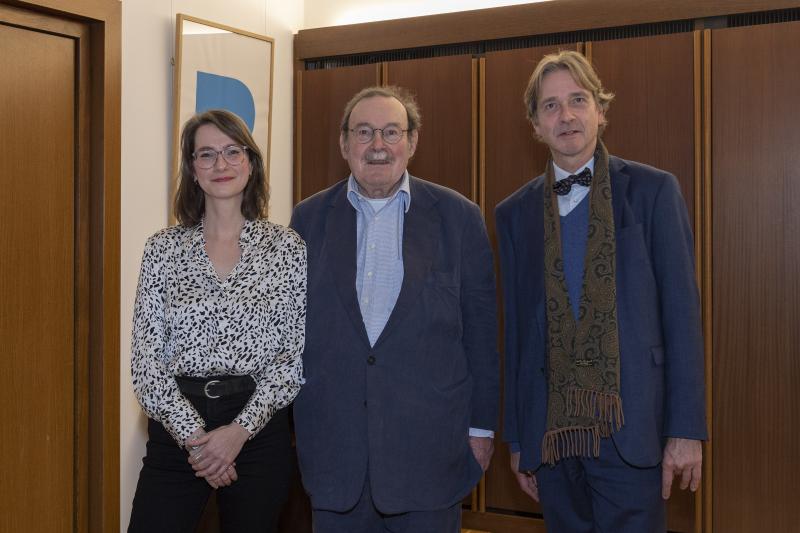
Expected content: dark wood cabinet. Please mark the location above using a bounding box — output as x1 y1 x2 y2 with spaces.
711 20 800 533
590 32 698 224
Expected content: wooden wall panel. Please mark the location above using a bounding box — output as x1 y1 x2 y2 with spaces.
711 20 800 533
386 55 475 199
591 33 696 224
297 63 379 200
482 44 577 518
590 33 698 533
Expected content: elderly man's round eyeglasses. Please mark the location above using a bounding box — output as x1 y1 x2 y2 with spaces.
349 126 408 144
193 145 248 169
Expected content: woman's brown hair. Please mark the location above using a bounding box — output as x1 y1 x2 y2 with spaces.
173 109 268 226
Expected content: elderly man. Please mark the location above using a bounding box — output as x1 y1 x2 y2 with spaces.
290 85 498 533
495 51 706 532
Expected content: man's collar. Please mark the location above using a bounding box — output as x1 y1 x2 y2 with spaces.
347 171 411 212
553 157 595 182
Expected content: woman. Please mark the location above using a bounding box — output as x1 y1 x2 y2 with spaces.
128 109 306 532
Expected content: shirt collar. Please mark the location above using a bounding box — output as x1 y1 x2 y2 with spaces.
347 171 411 213
553 157 595 183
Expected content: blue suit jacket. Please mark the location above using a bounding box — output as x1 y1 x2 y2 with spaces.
290 175 499 513
495 156 707 473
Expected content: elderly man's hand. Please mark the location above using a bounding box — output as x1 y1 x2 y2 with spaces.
469 436 495 471
661 437 702 499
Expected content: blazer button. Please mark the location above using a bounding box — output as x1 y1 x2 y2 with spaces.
367 355 376 365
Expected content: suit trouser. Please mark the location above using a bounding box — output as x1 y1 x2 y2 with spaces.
128 389 292 533
535 436 665 533
312 471 462 533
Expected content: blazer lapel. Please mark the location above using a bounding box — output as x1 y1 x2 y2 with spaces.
609 156 632 231
325 188 371 347
373 177 439 347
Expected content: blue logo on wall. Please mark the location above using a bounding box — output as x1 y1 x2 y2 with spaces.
195 71 255 132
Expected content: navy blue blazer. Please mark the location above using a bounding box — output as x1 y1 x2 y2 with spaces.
290 175 499 513
495 156 707 473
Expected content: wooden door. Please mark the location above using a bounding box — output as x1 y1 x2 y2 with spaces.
589 32 700 533
296 63 380 201
711 20 800 533
385 55 476 199
0 6 86 532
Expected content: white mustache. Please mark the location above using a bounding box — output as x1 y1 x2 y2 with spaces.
365 150 391 163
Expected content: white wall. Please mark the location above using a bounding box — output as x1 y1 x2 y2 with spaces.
120 0 302 528
303 0 547 28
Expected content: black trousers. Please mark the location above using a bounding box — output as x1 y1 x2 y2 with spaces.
128 387 292 533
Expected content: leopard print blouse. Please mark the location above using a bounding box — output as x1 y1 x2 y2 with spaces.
131 218 306 445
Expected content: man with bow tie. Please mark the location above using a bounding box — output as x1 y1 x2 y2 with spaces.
495 50 707 532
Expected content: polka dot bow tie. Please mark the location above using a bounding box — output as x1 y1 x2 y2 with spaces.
553 167 592 195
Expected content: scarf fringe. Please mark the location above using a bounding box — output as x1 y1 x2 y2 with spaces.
566 387 625 432
542 426 601 465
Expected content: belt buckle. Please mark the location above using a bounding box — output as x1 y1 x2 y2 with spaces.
203 379 221 399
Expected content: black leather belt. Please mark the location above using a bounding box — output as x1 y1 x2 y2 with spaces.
176 375 256 399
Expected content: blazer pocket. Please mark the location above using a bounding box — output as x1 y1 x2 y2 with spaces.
650 345 665 366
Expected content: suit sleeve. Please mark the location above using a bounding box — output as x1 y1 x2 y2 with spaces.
650 174 707 440
460 203 500 431
495 204 521 449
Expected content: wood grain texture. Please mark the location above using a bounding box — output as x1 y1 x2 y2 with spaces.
95 2 123 528
74 19 92 533
295 0 800 60
711 20 800 533
386 54 475 199
0 22 76 533
297 64 380 200
591 32 697 225
701 28 714 533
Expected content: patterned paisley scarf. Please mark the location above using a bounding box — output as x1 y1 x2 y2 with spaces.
541 140 624 465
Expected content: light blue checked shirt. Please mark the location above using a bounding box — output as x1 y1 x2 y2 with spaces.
346 172 493 439
347 173 410 347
